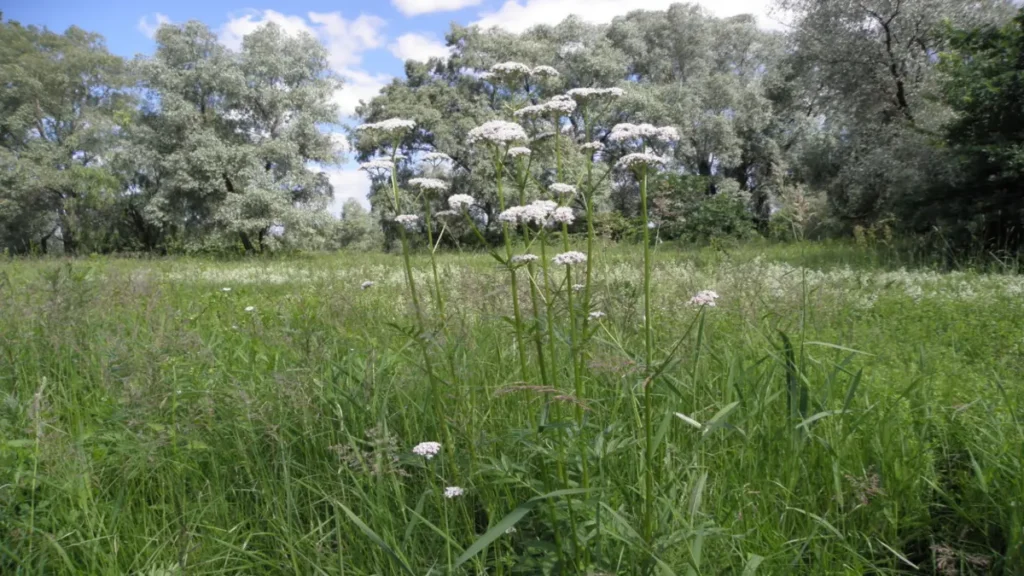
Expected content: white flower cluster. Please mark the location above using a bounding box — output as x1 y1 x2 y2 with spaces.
513 95 577 119
422 152 452 165
394 214 420 231
510 254 539 265
467 120 528 146
412 441 441 459
580 141 605 153
615 153 668 171
566 87 625 102
447 194 475 210
359 160 394 174
507 146 532 158
444 486 465 499
553 251 587 266
552 206 575 225
408 178 448 191
549 183 576 197
531 65 560 78
608 123 679 144
361 281 375 290
588 310 606 320
687 290 720 307
355 118 416 136
490 61 532 78
572 284 585 292
499 200 558 226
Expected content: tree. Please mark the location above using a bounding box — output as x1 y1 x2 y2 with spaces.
0 17 129 254
126 20 342 252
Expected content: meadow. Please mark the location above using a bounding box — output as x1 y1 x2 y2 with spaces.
1 242 1022 575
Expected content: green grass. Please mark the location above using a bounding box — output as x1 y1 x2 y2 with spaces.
1 242 1022 575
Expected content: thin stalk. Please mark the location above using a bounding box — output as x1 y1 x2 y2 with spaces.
639 164 655 546
495 151 530 379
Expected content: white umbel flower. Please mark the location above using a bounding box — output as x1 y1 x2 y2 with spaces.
588 311 606 320
361 281 375 290
355 118 416 137
412 441 441 459
566 87 625 102
360 160 394 174
489 61 532 78
507 146 532 158
531 65 560 78
510 254 539 265
443 486 465 499
687 290 720 307
447 194 475 210
552 251 587 266
549 183 576 197
409 178 448 191
608 123 679 145
580 141 605 152
514 96 576 118
422 152 452 165
552 206 575 224
395 214 420 231
467 120 528 146
498 206 523 224
615 153 668 171
572 284 584 292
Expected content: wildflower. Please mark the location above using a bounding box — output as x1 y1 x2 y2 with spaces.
522 200 557 226
552 206 575 225
647 221 658 229
412 441 441 459
467 120 528 146
244 306 255 312
553 251 587 266
355 118 416 137
687 290 719 307
408 177 448 191
572 283 584 292
615 153 668 172
394 214 420 231
421 151 452 165
566 87 625 103
580 141 605 153
589 310 606 320
498 206 523 224
507 146 532 158
447 194 475 211
608 123 678 145
531 65 560 78
361 281 375 290
222 287 232 292
489 61 532 78
359 159 394 174
549 183 576 197
514 97 576 118
504 526 517 534
510 254 539 265
443 486 465 499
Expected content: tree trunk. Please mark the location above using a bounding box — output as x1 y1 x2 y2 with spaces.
238 231 256 253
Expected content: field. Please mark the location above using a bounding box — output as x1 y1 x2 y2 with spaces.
1 242 1022 575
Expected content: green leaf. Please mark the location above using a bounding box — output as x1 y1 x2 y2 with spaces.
702 401 740 436
337 502 416 576
742 553 765 576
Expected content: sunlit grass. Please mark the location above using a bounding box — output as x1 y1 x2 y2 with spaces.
1 242 1022 574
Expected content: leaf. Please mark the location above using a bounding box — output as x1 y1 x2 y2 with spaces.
454 488 591 568
673 412 703 429
337 502 416 576
795 410 845 431
803 341 874 356
702 401 740 436
742 553 765 576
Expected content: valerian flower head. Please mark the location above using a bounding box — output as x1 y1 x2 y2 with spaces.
447 194 475 211
408 178 448 191
394 214 420 231
566 87 625 103
444 486 465 499
514 97 576 118
421 152 452 165
412 441 441 459
498 206 523 224
608 123 678 145
467 120 528 146
572 284 585 292
552 206 575 225
489 61 532 80
580 141 605 153
552 251 587 266
687 290 720 307
589 311 606 320
510 254 539 265
615 153 668 172
507 146 532 158
531 65 560 78
355 118 416 137
360 160 394 175
549 183 576 197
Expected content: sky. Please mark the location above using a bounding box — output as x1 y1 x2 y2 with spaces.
3 0 779 215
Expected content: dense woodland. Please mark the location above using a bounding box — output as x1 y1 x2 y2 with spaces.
2 1 1023 255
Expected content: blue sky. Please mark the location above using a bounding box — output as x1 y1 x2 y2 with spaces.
4 0 776 213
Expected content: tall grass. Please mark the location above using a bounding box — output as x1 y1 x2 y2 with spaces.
1 243 1022 575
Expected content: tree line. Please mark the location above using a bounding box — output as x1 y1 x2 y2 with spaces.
3 2 1023 255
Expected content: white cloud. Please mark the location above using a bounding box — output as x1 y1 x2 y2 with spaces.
389 33 451 62
474 0 787 33
138 13 171 39
218 10 390 119
392 0 483 16
323 166 373 213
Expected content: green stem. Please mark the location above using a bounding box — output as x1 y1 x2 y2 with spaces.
495 151 530 380
639 165 655 546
